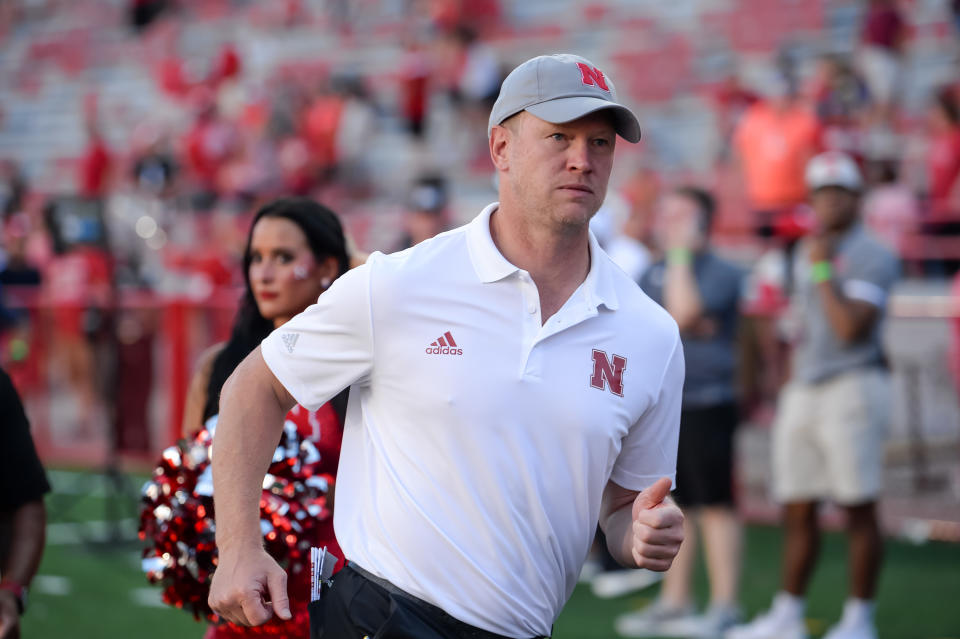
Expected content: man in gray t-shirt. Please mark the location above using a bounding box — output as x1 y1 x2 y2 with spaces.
622 187 745 638
789 224 899 384
730 152 900 639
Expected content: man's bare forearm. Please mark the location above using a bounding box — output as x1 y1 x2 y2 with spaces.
601 504 637 568
599 482 638 568
815 281 877 343
2 500 45 585
212 348 295 553
664 260 704 332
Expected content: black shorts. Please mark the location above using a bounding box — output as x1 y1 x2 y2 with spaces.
672 403 739 508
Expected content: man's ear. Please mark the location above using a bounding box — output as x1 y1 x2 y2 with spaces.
489 125 511 172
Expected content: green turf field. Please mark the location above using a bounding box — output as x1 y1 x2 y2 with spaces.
20 471 960 639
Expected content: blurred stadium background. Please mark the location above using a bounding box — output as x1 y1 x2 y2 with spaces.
1 0 959 637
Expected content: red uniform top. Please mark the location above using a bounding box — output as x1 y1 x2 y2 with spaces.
206 402 344 639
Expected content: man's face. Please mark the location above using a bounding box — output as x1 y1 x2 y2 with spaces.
810 185 859 231
500 110 616 231
655 193 705 249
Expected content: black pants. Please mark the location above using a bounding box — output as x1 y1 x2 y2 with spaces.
309 564 548 639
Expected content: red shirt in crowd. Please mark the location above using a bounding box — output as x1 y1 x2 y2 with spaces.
79 138 111 198
928 127 960 206
862 3 904 50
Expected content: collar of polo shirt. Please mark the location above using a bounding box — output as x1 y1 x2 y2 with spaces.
465 203 620 312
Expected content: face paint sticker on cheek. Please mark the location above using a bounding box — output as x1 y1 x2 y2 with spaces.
293 265 309 280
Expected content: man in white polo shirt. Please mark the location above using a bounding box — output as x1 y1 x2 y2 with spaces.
208 53 685 639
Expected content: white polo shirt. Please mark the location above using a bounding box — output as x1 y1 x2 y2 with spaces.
261 203 683 638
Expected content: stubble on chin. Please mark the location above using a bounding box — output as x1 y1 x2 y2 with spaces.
552 195 602 233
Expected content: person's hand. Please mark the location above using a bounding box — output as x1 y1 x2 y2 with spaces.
0 589 20 639
664 207 699 251
208 546 291 626
630 477 685 571
807 233 834 264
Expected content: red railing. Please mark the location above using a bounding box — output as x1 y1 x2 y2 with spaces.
2 286 240 466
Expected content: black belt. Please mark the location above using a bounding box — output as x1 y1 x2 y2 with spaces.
346 563 550 639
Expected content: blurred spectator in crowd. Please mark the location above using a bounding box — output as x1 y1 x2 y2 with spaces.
734 73 820 239
333 74 379 198
729 152 899 639
449 25 500 110
712 71 758 165
0 162 25 220
183 92 240 210
925 86 960 223
207 43 242 90
812 55 871 162
0 215 41 288
129 0 171 32
395 174 449 250
446 25 502 168
857 0 906 123
0 162 39 288
425 0 501 35
861 159 919 257
618 187 744 639
131 124 178 199
594 168 660 282
78 99 112 200
42 196 114 438
399 40 431 141
0 366 50 639
301 79 345 189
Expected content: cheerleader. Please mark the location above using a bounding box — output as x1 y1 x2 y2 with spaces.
165 197 353 639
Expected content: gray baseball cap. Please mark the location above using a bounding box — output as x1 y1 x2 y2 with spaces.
487 53 641 143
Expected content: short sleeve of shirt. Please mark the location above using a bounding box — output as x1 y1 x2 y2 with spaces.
842 239 900 309
609 333 684 491
261 256 377 411
0 368 51 511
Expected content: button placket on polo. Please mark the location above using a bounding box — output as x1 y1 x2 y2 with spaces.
517 271 542 376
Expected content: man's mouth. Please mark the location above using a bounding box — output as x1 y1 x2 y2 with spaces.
558 184 594 194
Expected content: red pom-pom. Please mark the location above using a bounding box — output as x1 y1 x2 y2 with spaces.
139 417 332 632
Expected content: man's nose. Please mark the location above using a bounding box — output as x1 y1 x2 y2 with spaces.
566 138 593 173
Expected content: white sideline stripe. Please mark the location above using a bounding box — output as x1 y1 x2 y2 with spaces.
46 519 139 545
46 470 109 496
33 575 72 596
130 587 166 608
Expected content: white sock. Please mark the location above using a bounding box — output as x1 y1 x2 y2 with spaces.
842 598 875 626
771 591 805 621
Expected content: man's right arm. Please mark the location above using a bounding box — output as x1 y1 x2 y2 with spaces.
208 347 296 626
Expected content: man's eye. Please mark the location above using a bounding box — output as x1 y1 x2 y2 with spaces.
551 133 565 141
593 138 611 147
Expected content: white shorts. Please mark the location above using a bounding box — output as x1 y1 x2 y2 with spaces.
857 46 901 105
772 369 891 505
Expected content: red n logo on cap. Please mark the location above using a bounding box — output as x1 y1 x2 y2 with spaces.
577 63 610 92
590 349 626 396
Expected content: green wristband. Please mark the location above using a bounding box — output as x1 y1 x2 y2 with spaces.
811 260 832 283
667 248 693 265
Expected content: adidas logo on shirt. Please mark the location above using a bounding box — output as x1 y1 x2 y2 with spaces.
281 332 299 354
425 331 462 355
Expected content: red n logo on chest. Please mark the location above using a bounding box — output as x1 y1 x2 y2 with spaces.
577 63 610 91
590 349 627 396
